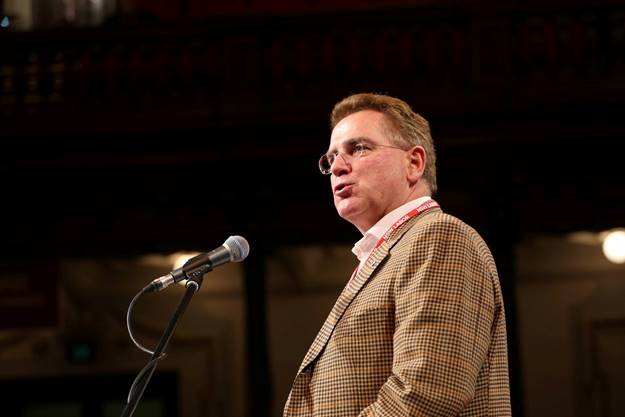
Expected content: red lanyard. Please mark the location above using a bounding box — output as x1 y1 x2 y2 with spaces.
377 199 439 249
352 199 440 279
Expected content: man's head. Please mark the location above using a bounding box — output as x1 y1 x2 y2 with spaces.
324 93 437 233
330 93 437 194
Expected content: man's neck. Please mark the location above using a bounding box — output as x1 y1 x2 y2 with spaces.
352 195 433 262
353 184 431 234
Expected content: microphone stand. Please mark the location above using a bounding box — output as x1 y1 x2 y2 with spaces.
120 277 203 417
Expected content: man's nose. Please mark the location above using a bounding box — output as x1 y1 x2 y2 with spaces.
331 153 351 176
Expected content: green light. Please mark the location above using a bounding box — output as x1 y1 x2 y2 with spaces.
68 342 94 363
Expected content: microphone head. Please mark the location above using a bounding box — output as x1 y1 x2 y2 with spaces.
223 235 250 262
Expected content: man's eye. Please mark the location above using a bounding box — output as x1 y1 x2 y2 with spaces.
353 143 368 153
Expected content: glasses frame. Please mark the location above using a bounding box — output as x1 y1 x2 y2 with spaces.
318 139 408 175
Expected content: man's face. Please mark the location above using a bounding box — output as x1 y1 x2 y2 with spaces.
328 110 412 233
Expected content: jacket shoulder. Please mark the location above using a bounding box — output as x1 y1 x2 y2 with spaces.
402 211 497 270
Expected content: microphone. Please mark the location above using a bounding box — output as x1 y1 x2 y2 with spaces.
147 235 250 292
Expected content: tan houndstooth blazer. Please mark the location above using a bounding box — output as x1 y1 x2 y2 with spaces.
284 207 511 416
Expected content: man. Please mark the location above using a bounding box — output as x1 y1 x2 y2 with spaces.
284 93 511 416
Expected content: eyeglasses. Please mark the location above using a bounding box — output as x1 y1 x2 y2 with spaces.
318 139 408 175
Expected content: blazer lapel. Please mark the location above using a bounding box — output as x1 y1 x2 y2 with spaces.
297 208 441 373
298 240 391 373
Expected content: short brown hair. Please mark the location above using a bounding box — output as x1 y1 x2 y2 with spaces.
331 93 437 195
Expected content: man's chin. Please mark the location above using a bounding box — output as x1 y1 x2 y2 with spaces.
335 201 363 224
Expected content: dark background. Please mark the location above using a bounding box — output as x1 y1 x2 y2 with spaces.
1 0 624 416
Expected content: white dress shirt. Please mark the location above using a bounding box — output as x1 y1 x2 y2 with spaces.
352 196 432 270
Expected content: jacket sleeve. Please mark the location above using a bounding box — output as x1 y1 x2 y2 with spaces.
358 219 496 416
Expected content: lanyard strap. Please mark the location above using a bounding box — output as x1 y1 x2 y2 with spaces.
352 199 440 279
376 199 440 248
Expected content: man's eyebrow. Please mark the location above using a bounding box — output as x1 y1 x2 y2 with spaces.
327 136 373 153
349 137 374 145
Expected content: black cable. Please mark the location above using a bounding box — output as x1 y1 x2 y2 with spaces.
121 280 201 417
124 285 166 404
126 354 165 403
126 285 155 355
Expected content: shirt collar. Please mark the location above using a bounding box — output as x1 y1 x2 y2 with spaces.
351 196 432 261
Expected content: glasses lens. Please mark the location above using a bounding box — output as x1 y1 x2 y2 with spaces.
318 154 332 174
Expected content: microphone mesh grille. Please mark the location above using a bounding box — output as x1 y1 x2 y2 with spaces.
224 235 250 262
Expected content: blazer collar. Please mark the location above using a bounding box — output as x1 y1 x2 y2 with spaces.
298 207 441 373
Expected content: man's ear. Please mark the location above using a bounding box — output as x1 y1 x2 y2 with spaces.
407 145 426 185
